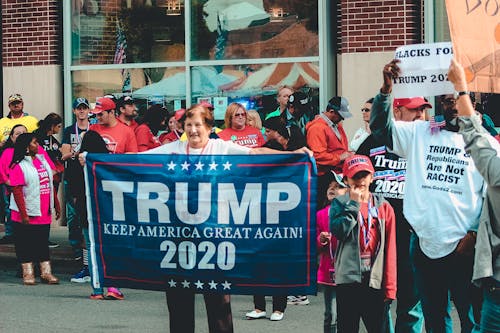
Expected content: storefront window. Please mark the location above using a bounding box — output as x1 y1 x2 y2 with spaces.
66 1 324 123
71 0 185 65
190 0 319 60
190 62 320 121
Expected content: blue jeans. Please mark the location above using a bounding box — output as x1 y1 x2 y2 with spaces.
393 226 424 333
411 233 477 332
323 285 337 333
65 181 82 250
473 280 500 333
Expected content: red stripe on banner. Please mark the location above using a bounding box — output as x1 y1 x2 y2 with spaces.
92 161 165 281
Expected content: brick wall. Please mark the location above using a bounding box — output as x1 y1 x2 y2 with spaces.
339 0 423 53
2 0 61 66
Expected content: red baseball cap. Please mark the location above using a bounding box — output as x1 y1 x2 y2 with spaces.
92 97 116 114
174 108 186 121
393 97 432 109
200 101 214 110
342 155 375 179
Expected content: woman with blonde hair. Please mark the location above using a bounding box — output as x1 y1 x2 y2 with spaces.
246 110 263 130
219 103 265 148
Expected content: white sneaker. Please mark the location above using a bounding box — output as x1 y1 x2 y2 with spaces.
270 312 284 321
287 295 310 305
245 310 266 319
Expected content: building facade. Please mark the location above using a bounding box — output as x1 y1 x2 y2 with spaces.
1 1 463 136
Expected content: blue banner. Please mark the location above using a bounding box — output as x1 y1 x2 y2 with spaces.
85 153 317 295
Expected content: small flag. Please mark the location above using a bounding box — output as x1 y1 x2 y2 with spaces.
430 115 446 134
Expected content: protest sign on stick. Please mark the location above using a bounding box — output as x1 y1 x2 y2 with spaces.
392 42 455 98
85 153 317 295
445 0 500 93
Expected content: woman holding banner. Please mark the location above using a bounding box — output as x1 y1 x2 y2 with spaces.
145 103 311 333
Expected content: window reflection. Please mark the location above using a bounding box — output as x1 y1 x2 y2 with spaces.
71 0 185 65
191 63 320 122
191 0 319 60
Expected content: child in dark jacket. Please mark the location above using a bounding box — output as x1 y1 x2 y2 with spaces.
329 155 397 333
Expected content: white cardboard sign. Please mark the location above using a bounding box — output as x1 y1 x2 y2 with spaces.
392 42 455 98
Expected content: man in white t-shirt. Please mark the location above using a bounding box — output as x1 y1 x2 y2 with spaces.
370 59 488 332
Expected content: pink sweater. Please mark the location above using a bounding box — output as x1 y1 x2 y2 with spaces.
316 206 338 286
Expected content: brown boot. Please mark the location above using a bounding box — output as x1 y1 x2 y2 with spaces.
21 262 36 285
40 261 59 284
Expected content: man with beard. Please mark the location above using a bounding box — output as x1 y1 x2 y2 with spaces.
370 59 483 332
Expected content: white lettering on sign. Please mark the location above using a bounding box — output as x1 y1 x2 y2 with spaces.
101 181 302 225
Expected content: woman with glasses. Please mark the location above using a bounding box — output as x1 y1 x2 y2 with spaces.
350 98 374 151
218 103 265 148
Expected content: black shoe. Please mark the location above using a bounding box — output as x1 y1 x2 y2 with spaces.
48 240 59 248
0 235 14 245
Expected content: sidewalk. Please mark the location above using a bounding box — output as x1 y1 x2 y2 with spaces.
0 224 80 274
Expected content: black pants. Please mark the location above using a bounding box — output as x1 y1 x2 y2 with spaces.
166 289 233 333
13 222 50 263
253 295 287 312
336 278 387 333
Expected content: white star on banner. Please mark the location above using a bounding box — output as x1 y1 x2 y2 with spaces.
167 161 177 170
222 281 231 290
168 279 177 288
181 161 190 171
208 280 218 290
194 280 204 289
181 280 191 288
223 161 232 170
209 161 218 170
195 161 204 170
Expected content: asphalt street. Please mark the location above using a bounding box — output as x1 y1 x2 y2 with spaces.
0 226 461 333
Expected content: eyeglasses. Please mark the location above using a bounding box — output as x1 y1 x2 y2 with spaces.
234 113 246 118
361 108 370 113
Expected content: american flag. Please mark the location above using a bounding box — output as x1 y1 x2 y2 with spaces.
430 115 446 134
114 21 131 93
114 21 127 65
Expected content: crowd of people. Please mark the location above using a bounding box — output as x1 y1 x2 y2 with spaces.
0 58 499 333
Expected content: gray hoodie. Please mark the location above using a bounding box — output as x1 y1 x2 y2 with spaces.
458 115 500 286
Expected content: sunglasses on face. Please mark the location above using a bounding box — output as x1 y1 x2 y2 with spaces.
234 113 246 118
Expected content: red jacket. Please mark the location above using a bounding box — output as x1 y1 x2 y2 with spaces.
306 116 349 175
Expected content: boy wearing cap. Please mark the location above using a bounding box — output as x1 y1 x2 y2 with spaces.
283 91 312 134
330 155 397 332
90 97 138 154
306 96 354 209
0 94 38 144
61 98 91 281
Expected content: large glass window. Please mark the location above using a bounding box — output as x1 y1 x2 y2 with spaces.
190 0 319 60
66 1 323 123
71 0 185 65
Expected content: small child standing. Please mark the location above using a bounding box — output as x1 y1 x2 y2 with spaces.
317 171 348 333
329 155 396 333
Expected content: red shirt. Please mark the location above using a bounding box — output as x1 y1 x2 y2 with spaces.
117 117 139 131
218 126 265 148
135 124 161 152
90 122 138 153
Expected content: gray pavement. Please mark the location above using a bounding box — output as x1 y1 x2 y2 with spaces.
0 225 462 332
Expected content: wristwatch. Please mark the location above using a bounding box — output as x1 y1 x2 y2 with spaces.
455 91 469 99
